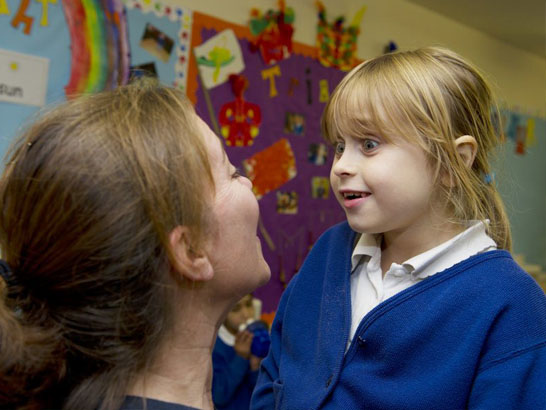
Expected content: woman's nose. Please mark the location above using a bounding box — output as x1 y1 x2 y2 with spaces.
240 175 253 189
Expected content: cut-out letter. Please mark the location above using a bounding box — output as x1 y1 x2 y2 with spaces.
261 65 281 97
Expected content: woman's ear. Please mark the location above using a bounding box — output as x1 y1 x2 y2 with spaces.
454 135 478 168
169 226 214 282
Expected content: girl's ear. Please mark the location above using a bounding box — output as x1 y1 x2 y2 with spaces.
168 226 214 282
454 135 478 168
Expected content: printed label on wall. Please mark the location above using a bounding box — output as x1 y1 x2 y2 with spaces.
0 49 49 106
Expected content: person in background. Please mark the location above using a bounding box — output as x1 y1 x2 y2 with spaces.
251 47 546 409
212 294 267 410
0 79 271 410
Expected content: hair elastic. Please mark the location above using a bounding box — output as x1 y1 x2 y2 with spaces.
0 259 16 291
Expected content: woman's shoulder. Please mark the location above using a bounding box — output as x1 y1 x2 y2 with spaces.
120 396 200 410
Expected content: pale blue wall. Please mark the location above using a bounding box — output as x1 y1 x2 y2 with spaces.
493 117 546 270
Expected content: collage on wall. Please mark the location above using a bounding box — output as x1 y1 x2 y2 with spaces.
1 0 544 315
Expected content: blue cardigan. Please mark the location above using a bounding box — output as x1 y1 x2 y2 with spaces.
251 222 546 409
212 336 259 410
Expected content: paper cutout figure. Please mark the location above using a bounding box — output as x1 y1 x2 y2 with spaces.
194 29 244 89
261 65 281 97
311 177 329 199
0 0 9 14
287 77 299 96
526 118 536 146
316 1 366 71
276 191 298 214
249 0 294 65
11 0 34 35
218 74 262 147
243 138 297 199
36 0 57 27
284 112 305 136
319 78 329 102
515 125 526 155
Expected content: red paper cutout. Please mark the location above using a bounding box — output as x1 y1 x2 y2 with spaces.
243 138 297 199
249 0 294 65
218 74 262 147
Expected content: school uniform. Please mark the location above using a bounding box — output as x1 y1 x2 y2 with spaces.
251 221 546 410
212 325 259 410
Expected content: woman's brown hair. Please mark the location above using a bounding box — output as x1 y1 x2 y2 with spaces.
0 79 214 409
322 46 511 250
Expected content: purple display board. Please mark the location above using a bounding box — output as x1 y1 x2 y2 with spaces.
194 27 347 313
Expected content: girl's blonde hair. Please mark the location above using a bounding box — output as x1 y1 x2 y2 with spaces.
0 79 214 409
322 46 511 250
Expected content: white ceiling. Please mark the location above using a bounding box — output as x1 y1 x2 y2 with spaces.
405 0 545 59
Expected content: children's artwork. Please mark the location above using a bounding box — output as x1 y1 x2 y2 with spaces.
130 61 158 79
242 138 297 199
515 125 526 155
0 49 49 106
62 0 130 96
9 0 58 35
276 191 298 214
318 78 329 102
188 13 348 313
249 0 294 65
308 143 328 165
311 177 330 199
284 112 305 136
125 0 194 93
261 65 282 97
140 22 174 62
316 1 366 71
194 28 244 89
218 74 262 147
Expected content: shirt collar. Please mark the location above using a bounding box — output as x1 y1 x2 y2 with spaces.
217 324 235 346
350 220 497 277
351 233 380 272
405 220 496 279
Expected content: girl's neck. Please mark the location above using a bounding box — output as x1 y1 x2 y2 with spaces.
380 220 466 274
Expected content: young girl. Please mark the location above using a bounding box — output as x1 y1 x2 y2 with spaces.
251 47 546 409
0 80 270 410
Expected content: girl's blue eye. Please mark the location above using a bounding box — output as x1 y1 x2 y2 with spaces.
334 141 345 155
362 139 379 152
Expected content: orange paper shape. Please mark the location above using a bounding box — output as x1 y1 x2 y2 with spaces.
243 138 297 199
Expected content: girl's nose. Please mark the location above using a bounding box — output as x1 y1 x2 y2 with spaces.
332 152 356 177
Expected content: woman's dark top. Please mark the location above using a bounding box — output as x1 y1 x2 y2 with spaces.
120 396 200 410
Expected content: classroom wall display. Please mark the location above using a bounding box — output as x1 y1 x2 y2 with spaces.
3 0 544 311
0 0 191 153
187 12 347 313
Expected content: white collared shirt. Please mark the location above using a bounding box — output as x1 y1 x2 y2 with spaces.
348 221 497 346
217 324 236 346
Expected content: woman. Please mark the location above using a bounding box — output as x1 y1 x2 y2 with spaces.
0 80 271 410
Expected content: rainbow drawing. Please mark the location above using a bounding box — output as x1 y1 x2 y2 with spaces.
62 0 130 97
